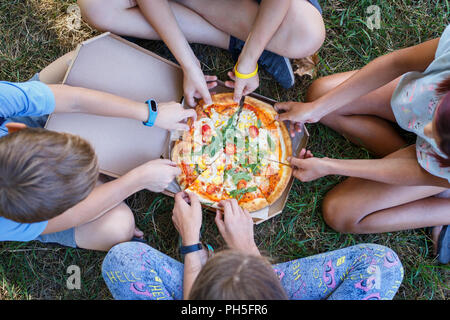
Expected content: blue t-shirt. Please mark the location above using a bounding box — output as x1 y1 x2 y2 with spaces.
0 80 55 241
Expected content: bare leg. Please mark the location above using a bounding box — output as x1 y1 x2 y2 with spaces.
78 0 324 59
322 145 450 234
74 202 137 251
73 177 139 251
176 0 325 58
38 51 76 84
78 0 230 49
307 71 407 157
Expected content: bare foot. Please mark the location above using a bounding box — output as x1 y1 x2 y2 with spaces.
134 227 144 239
431 225 443 256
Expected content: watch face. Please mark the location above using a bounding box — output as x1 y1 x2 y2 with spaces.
150 100 157 112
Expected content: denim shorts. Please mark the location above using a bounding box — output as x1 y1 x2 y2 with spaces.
255 0 322 15
34 228 78 248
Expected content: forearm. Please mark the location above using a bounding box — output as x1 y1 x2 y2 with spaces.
183 251 204 299
238 0 290 69
325 158 450 188
50 85 149 121
42 169 144 234
313 38 439 118
136 0 197 70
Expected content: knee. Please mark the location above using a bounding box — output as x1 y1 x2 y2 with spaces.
306 77 334 102
77 0 114 31
322 192 361 234
107 204 136 245
283 10 325 59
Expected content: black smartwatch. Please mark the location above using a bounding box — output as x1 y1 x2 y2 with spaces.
180 243 203 255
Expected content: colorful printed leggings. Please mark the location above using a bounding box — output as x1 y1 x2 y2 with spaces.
102 242 404 300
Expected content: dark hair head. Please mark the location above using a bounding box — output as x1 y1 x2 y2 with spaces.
0 128 99 223
433 78 450 167
188 250 288 300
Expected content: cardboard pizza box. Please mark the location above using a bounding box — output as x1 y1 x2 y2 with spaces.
45 32 309 224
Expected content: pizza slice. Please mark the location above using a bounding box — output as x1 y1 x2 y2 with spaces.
184 155 226 209
172 139 206 190
222 161 270 212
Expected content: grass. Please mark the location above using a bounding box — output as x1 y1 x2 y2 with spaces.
0 0 449 300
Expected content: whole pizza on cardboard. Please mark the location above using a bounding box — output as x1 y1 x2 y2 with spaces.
172 93 293 212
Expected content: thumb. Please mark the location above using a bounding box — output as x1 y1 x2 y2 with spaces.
274 102 292 112
277 110 297 122
287 156 304 168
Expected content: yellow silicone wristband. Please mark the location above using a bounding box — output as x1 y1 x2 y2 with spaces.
234 63 258 79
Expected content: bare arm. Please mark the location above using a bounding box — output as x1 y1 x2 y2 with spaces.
42 169 143 234
49 85 149 121
42 159 181 234
277 38 440 122
135 0 197 70
325 158 450 188
313 38 440 118
238 0 291 70
291 146 450 188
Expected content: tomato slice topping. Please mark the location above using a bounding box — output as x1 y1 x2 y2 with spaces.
225 143 236 155
206 184 217 194
201 124 212 142
249 125 259 138
237 180 247 190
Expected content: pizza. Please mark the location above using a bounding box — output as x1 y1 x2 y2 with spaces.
172 93 293 212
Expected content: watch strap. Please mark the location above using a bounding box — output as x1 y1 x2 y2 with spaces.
180 243 203 255
143 99 158 127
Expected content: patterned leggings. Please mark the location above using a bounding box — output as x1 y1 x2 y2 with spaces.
102 242 404 300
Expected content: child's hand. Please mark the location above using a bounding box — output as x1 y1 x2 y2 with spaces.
172 192 203 246
224 69 259 103
215 199 260 255
154 101 197 131
274 101 322 128
183 62 218 107
288 149 331 182
136 159 181 192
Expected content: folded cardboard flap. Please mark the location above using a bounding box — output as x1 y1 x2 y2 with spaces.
46 33 183 177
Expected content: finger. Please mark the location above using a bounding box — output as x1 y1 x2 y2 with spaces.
186 192 201 210
306 150 314 158
204 75 218 82
207 81 217 90
289 122 296 138
287 156 303 168
233 84 244 103
295 123 303 133
182 108 197 122
274 102 291 112
185 92 195 108
215 209 225 232
219 200 233 218
201 87 213 105
230 198 241 215
224 81 235 89
277 111 296 122
175 123 190 131
227 71 236 81
174 191 185 203
298 148 306 159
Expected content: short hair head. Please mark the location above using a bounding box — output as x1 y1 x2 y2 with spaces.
0 128 99 223
188 250 288 300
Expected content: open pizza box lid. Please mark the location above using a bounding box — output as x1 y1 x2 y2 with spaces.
44 32 309 224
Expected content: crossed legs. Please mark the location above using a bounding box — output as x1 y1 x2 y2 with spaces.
307 71 450 246
77 0 325 59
